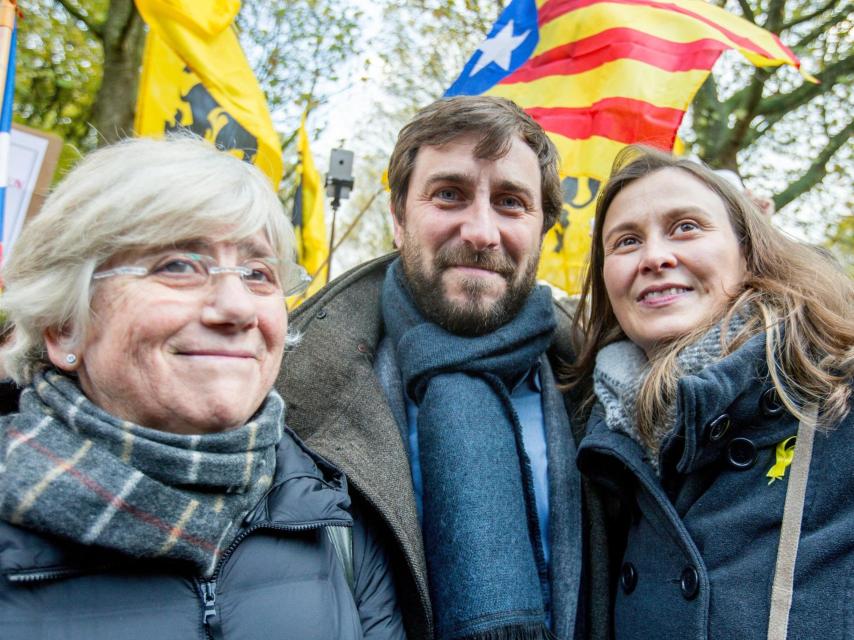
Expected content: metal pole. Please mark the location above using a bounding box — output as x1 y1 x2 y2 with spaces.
326 201 338 284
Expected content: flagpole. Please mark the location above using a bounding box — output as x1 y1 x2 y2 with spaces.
0 0 19 267
0 2 14 95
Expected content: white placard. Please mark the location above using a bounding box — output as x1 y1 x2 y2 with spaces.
3 127 49 251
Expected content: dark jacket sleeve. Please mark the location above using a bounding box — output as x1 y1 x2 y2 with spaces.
351 499 407 640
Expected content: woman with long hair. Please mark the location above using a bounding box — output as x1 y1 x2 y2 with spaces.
565 145 853 639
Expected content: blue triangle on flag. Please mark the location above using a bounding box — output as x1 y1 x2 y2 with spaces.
445 0 539 97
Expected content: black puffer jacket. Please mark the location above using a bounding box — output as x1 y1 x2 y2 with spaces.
0 426 404 640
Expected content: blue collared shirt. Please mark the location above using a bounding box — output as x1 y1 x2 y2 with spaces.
404 366 550 566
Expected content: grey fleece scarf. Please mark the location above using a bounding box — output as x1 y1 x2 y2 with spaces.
593 315 748 468
0 369 283 577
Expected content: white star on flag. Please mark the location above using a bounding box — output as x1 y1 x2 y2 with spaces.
470 20 531 77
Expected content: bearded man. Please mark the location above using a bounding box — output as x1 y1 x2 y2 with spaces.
278 96 614 640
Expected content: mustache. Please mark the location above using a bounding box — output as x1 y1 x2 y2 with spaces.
434 245 516 277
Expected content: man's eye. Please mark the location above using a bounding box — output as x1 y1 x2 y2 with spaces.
675 221 699 234
496 195 523 208
435 188 459 201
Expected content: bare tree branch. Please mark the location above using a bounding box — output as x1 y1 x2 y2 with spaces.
757 55 854 117
794 5 851 48
716 66 772 168
54 0 104 38
763 0 788 30
117 2 142 50
280 128 300 155
736 0 756 23
774 118 854 210
781 0 838 30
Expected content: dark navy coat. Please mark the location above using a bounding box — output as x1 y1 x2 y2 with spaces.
0 427 404 640
578 333 854 640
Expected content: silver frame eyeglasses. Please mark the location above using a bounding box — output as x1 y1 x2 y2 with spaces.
93 252 311 297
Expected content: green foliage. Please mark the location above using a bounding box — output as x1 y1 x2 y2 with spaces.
374 0 502 113
14 1 105 159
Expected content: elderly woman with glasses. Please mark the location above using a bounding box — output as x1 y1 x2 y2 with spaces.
0 137 404 640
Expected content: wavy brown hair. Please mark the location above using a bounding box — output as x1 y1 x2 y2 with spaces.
564 146 853 450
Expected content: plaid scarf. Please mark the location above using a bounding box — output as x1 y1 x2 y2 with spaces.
0 369 283 577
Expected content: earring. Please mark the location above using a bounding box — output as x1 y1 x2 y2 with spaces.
65 354 77 365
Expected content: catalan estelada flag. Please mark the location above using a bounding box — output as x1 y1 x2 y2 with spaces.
289 118 328 303
446 0 807 294
134 0 283 186
0 0 18 267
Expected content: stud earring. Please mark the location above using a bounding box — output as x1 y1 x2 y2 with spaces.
65 354 77 365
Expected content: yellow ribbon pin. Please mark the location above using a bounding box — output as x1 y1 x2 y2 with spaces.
767 436 797 485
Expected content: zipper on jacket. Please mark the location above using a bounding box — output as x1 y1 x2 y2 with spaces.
199 578 223 640
194 519 351 639
209 519 351 582
6 564 115 583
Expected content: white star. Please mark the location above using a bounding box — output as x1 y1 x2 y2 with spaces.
470 20 531 77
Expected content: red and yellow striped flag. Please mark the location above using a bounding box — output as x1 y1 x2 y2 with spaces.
446 0 807 293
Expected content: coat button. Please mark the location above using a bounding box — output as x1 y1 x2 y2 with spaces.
620 562 638 594
680 566 700 600
726 437 757 469
761 388 785 417
707 414 731 442
315 308 328 319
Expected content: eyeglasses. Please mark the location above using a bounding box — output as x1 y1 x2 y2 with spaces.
92 252 311 297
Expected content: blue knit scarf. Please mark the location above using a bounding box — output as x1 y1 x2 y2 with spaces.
382 259 556 640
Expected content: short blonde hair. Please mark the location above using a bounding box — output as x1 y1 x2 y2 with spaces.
2 136 297 383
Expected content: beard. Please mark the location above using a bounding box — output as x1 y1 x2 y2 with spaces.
399 238 540 336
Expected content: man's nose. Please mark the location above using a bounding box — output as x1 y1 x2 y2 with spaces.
459 197 500 251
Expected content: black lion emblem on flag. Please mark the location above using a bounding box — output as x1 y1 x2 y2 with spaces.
165 74 260 163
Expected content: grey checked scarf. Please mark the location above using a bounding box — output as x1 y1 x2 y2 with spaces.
0 369 283 576
593 314 749 468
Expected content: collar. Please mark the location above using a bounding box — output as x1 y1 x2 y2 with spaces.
509 363 542 394
664 331 794 476
244 427 352 527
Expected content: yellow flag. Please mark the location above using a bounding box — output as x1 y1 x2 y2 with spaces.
134 0 283 185
289 118 328 303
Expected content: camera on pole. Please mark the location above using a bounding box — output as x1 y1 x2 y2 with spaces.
324 148 355 283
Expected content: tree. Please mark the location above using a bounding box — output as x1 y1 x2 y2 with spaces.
688 0 852 214
236 0 362 183
48 0 144 145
